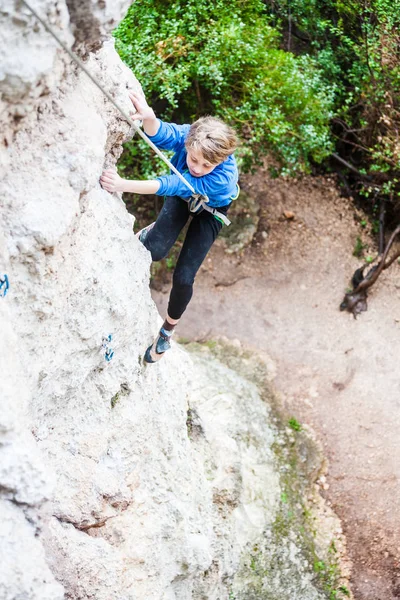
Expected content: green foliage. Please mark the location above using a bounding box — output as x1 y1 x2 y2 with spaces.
313 554 348 599
372 219 380 234
115 0 400 218
118 138 173 183
165 255 176 271
288 417 302 431
266 0 400 210
114 0 335 176
111 392 120 408
353 236 366 257
110 384 130 409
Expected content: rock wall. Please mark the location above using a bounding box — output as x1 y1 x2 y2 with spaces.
0 2 349 599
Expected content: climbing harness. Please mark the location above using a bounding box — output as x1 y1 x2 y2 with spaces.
0 274 9 298
187 195 205 214
180 171 232 225
183 183 239 225
20 0 231 227
188 196 230 225
102 334 114 362
184 195 230 225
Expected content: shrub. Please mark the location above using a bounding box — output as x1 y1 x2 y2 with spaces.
114 0 335 177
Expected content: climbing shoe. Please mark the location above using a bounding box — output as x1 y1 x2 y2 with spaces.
136 221 155 244
144 328 173 363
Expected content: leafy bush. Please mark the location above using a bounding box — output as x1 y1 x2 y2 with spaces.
114 0 335 177
115 0 400 218
266 0 400 210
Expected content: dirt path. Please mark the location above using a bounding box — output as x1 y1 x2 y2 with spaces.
152 170 400 599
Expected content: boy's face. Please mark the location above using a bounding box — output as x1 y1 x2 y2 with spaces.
186 147 218 177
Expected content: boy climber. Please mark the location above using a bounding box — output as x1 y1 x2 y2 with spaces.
100 91 239 363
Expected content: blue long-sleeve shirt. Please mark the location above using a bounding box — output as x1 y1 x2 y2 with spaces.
147 120 239 208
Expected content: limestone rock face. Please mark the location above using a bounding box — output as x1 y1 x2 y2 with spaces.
0 3 346 600
0 0 71 176
66 0 132 47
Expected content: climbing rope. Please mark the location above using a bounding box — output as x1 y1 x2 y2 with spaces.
20 0 232 226
0 274 9 298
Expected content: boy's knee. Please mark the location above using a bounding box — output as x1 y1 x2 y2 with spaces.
144 240 168 262
150 249 168 262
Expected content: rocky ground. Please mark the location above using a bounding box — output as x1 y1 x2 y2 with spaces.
151 167 400 600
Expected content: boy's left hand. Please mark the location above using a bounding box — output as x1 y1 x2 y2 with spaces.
100 169 124 193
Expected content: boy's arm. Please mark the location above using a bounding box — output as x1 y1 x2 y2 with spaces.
128 90 188 151
121 180 160 194
100 169 160 194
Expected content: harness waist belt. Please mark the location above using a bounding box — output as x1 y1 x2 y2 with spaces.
182 194 231 226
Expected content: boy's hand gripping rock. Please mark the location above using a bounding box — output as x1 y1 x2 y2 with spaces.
100 169 124 193
128 90 156 122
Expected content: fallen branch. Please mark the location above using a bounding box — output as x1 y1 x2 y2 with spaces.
340 224 400 317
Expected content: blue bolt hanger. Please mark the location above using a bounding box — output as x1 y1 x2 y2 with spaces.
0 274 9 298
102 334 114 362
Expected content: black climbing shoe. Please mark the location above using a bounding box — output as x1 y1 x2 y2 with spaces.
144 328 172 363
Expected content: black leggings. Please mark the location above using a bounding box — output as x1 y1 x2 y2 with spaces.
143 196 230 320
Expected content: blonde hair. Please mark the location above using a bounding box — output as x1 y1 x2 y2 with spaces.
185 116 238 164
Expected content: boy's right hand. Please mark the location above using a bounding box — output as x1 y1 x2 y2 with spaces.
128 90 156 122
100 169 125 193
